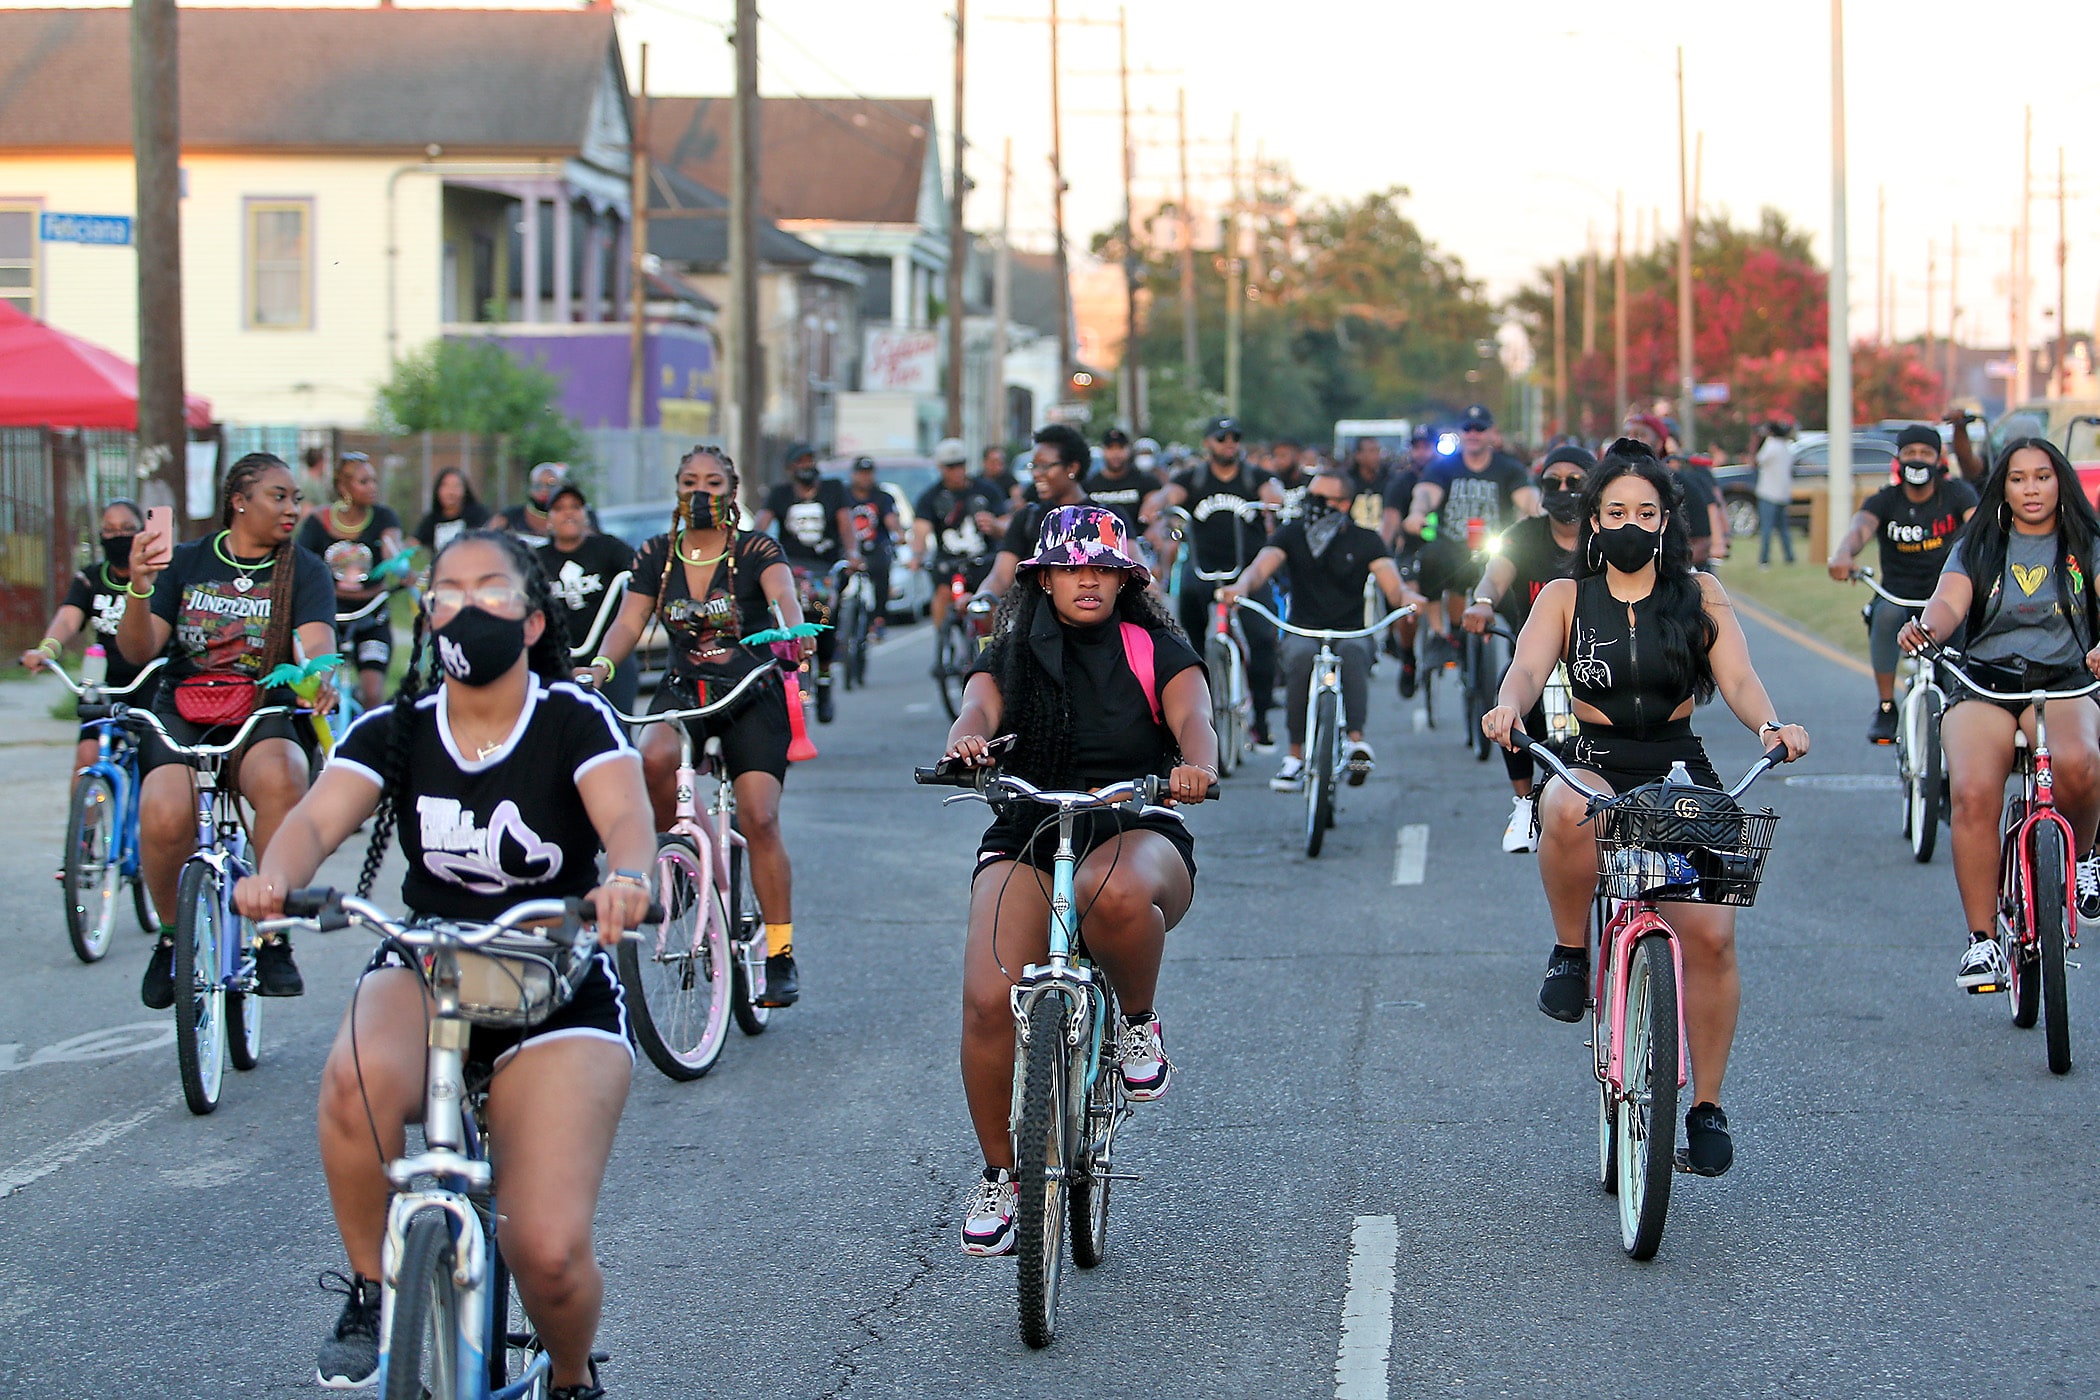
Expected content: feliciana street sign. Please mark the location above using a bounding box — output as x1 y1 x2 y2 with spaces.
40 213 133 246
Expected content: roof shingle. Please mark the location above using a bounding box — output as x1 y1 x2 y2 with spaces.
648 95 936 228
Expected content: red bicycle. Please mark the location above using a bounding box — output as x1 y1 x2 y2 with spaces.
1930 648 2099 1074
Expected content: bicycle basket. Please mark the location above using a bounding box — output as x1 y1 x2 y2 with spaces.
1590 785 1778 907
419 933 582 1028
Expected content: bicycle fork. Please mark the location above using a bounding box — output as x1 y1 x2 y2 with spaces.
702 750 767 997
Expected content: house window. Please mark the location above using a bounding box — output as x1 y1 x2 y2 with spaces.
245 198 312 329
0 203 37 316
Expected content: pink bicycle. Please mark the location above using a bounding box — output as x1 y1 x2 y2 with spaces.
610 663 777 1080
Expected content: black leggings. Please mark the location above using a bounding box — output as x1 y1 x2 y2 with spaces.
1178 571 1276 725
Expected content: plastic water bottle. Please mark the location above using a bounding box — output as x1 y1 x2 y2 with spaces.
1665 760 1693 787
1465 517 1487 550
82 643 107 687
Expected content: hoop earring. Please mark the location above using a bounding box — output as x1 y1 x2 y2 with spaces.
1586 535 1602 572
2000 501 2014 532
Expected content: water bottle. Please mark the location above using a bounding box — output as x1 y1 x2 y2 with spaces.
81 643 107 687
1465 517 1487 550
1665 760 1693 787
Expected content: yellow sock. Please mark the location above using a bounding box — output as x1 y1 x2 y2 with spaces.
765 922 793 957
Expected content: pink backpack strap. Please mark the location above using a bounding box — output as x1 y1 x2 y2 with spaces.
1120 621 1161 725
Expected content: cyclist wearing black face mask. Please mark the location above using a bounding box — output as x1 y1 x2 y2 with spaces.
1827 424 1978 743
23 499 160 776
1464 445 1594 851
757 443 862 723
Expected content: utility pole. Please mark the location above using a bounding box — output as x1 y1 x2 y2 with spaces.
1582 224 1597 355
2016 104 2032 403
1926 236 1937 382
1048 0 1072 387
945 0 968 439
1117 4 1141 434
1874 186 1885 344
1176 87 1197 379
1223 113 1241 419
1551 261 1567 437
1827 0 1854 564
1675 46 1695 451
990 139 1012 448
2057 144 2069 395
1614 190 1628 421
730 0 763 486
132 0 186 517
628 44 650 434
1948 223 1961 395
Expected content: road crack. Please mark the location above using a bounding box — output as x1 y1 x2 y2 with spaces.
818 1151 959 1399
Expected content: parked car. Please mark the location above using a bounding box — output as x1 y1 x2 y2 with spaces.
1714 431 1900 537
819 455 938 621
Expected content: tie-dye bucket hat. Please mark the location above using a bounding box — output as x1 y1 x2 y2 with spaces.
1016 504 1151 585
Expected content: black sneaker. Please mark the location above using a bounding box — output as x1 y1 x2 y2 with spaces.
1867 700 1897 745
1538 946 1588 1022
815 676 836 724
550 1364 605 1400
141 937 175 1010
315 1270 381 1389
756 952 799 1007
255 937 305 997
1397 651 1418 699
1678 1102 1733 1177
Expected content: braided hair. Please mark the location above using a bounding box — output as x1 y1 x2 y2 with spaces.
659 445 745 638
220 452 297 671
983 570 1187 788
353 528 570 897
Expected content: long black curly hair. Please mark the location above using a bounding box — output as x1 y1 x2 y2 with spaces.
980 569 1186 787
1955 437 2100 648
1575 437 1718 703
354 529 572 897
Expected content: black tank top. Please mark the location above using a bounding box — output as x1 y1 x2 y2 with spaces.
1563 574 1696 735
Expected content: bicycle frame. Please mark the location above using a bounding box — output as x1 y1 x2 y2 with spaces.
48 659 165 894
565 571 633 663
1235 598 1413 779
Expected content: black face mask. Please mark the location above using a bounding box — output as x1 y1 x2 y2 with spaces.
434 606 527 687
1301 495 1340 520
1542 488 1584 524
1596 522 1661 572
794 466 820 487
1900 461 1938 487
101 534 135 568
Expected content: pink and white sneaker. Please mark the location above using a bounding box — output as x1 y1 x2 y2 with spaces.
960 1168 1017 1256
1117 1014 1174 1101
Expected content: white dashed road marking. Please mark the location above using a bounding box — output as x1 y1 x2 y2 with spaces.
1334 1214 1400 1399
1392 824 1429 885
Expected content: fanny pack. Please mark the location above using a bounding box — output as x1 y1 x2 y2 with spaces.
1960 656 2088 696
172 672 259 727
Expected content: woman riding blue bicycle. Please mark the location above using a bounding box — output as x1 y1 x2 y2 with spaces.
1896 438 2100 991
940 505 1218 1256
234 530 655 1398
1483 439 1809 1178
23 497 158 776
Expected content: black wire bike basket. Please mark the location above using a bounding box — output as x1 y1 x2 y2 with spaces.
1590 785 1779 907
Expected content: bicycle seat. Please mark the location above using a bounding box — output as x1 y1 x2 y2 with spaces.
703 736 725 759
2015 732 2031 750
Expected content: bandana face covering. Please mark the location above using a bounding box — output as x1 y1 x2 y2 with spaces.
1302 495 1347 558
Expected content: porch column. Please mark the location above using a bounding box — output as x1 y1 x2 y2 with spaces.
891 254 912 329
553 194 574 324
520 191 541 323
581 210 606 321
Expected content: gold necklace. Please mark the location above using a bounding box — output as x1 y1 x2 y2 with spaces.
328 500 371 536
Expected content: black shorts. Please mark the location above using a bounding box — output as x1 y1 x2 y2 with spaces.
1416 536 1484 598
136 699 317 776
652 671 792 782
931 557 994 592
1945 656 2091 719
974 805 1197 883
339 613 393 674
1554 719 1720 795
362 943 633 1072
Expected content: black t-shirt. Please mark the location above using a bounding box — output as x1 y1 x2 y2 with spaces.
148 535 336 684
844 486 899 558
62 565 149 688
537 534 636 650
1081 469 1149 534
1862 477 1979 598
1495 515 1576 627
331 678 635 921
1268 517 1388 633
913 480 1007 565
295 504 404 594
979 469 1021 508
999 492 1091 560
1380 468 1422 525
1172 462 1275 572
413 502 494 552
764 479 849 568
630 530 786 690
970 613 1204 788
1345 466 1391 533
1426 453 1529 537
1673 465 1719 542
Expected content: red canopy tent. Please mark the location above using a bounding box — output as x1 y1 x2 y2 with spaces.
0 301 211 429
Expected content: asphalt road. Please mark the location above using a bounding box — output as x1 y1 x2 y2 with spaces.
3 596 2098 1399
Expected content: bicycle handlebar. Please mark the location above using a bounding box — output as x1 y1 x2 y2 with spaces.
1850 567 1931 610
261 888 661 943
566 570 633 661
1921 645 2100 703
334 592 393 625
605 660 780 726
117 703 304 760
1232 598 1415 639
39 655 167 699
912 764 1218 806
1510 729 1789 807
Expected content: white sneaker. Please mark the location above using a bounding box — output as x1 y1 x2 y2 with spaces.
1117 1015 1173 1101
1345 739 1375 786
1502 796 1537 853
2078 848 2100 922
960 1169 1017 1256
1269 756 1305 792
1956 936 2008 994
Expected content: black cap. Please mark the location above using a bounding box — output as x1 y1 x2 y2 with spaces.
1460 404 1494 429
850 455 878 471
1541 444 1597 473
1410 425 1433 443
1204 416 1242 439
782 442 816 467
1895 424 1942 452
548 482 589 510
1102 427 1130 447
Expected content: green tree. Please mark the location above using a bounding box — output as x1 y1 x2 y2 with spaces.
375 337 587 472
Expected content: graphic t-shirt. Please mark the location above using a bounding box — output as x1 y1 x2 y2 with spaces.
1268 517 1388 633
630 530 787 692
1945 529 2089 667
295 504 403 595
331 678 635 921
147 535 336 684
1426 454 1530 539
1081 469 1149 534
844 486 900 560
1172 461 1276 573
63 565 151 688
1346 466 1391 532
764 480 849 568
1495 515 1577 627
914 480 1006 565
413 502 494 553
1861 478 1978 599
536 534 637 653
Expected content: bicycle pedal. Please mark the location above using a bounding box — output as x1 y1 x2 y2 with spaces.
1093 1170 1144 1183
1965 981 2003 995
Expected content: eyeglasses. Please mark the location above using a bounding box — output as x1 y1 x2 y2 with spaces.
426 582 531 622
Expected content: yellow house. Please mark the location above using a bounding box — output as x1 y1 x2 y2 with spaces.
0 5 638 427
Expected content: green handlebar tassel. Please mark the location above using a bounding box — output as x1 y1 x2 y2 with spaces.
368 555 414 582
259 654 343 691
739 622 829 646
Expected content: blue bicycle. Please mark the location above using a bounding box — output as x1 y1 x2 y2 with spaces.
121 704 302 1114
43 657 166 963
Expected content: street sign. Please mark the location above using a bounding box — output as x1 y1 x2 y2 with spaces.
1693 382 1730 405
39 213 132 246
1046 402 1092 425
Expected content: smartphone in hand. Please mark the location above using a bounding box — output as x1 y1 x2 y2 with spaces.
135 506 174 570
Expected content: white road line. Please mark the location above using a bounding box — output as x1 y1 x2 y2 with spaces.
868 623 933 657
1334 1214 1400 1399
0 1105 159 1200
1392 823 1429 885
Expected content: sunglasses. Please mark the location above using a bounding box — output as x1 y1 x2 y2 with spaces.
1211 433 1243 443
1461 424 1489 433
1542 476 1586 493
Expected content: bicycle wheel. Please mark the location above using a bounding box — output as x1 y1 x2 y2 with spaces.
1069 985 1120 1269
1207 637 1240 776
1464 634 1495 761
62 772 120 962
728 838 771 1037
1615 933 1678 1260
1906 694 1941 863
837 588 867 690
488 1245 552 1397
173 860 226 1115
1597 1079 1619 1193
132 863 158 937
2035 824 2072 1073
384 1208 462 1400
936 622 968 720
228 986 264 1071
1014 993 1071 1349
2004 807 2042 1030
1306 690 1337 857
619 834 732 1080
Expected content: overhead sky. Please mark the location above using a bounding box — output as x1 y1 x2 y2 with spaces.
26 0 2100 344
